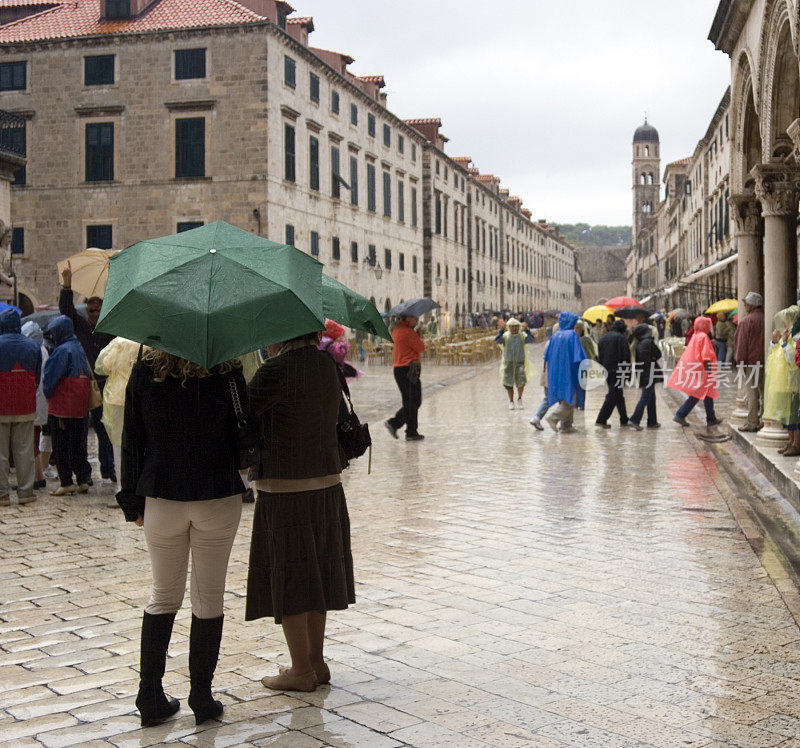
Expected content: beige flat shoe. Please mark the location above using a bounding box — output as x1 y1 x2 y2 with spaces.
0 494 9 506
261 669 317 692
76 484 89 494
51 485 76 496
18 495 37 505
281 663 330 685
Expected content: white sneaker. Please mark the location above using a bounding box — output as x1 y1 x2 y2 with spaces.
516 400 524 409
508 402 515 410
43 467 57 480
529 418 544 431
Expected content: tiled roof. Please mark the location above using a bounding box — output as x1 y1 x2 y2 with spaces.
0 0 266 43
666 156 691 168
452 156 471 164
476 174 497 183
405 117 442 126
309 46 354 64
287 15 311 24
1 1 59 6
357 75 384 85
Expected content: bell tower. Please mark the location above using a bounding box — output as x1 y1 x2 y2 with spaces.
632 119 660 240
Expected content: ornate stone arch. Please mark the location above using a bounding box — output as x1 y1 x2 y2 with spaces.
757 0 798 160
732 51 762 190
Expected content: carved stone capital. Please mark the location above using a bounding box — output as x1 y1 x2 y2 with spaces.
787 118 800 162
729 191 761 235
751 163 800 217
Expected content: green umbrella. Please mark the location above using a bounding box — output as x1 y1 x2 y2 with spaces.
96 221 325 368
321 274 392 341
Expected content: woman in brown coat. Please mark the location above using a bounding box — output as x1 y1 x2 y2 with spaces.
245 331 355 691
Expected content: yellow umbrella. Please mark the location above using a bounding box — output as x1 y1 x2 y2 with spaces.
57 248 119 299
582 304 614 324
705 298 738 315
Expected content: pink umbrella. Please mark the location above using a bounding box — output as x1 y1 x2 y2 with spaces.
606 296 641 309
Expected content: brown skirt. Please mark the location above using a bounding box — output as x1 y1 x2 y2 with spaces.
245 483 355 624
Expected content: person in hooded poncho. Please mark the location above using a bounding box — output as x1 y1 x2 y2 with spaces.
574 320 598 361
543 311 586 432
495 318 534 410
764 306 800 455
669 316 723 428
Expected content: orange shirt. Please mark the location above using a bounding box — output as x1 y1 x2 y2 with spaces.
392 321 425 367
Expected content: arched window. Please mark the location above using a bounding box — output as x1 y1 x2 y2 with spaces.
645 146 649 156
640 174 646 185
384 298 392 313
647 173 654 185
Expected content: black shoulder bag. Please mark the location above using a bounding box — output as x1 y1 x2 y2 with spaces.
228 374 262 470
337 371 372 472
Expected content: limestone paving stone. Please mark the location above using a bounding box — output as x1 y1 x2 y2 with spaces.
5 363 800 745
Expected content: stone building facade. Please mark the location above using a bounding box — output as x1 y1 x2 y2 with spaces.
627 89 736 310
0 0 580 323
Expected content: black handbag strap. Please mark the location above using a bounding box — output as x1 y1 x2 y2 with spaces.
336 365 355 411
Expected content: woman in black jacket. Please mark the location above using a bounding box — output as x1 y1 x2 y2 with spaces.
627 324 662 430
245 331 355 693
117 350 245 727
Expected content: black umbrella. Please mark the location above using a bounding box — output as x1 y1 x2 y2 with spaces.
614 305 653 320
387 298 440 318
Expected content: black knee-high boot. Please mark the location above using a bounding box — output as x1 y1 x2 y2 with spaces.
135 612 180 727
187 614 224 725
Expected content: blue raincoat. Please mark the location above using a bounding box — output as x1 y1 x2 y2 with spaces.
545 311 587 408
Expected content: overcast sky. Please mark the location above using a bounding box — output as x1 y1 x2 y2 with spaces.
294 0 731 226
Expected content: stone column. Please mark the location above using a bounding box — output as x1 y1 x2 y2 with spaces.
752 164 800 447
728 193 763 427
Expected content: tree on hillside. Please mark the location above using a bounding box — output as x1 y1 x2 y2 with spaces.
555 224 631 247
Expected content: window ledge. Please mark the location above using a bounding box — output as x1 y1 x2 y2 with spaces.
165 100 215 112
172 176 211 182
83 180 120 186
75 104 124 117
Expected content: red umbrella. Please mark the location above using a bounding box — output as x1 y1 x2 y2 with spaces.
606 296 641 309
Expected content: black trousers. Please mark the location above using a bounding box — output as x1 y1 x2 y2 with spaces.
388 365 422 435
50 415 91 487
596 383 628 425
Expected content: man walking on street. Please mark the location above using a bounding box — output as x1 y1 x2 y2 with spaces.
734 291 765 432
595 319 630 428
59 262 115 482
385 314 425 441
0 308 42 506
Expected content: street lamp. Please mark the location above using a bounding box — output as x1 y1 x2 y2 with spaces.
435 276 442 286
374 263 383 280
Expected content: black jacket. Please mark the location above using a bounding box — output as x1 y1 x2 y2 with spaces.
59 288 114 380
116 361 245 521
598 320 630 384
633 324 662 387
247 343 344 481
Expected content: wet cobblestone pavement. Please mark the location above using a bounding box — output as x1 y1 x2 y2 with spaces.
4 356 800 746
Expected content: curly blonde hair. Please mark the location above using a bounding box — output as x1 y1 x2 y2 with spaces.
143 348 241 383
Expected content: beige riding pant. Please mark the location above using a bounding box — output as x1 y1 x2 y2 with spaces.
143 494 242 618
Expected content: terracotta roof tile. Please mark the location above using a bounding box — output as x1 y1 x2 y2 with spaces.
357 74 384 86
404 117 442 126
666 156 691 168
0 0 265 43
286 15 311 24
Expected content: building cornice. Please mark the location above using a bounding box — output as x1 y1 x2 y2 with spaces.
708 0 755 55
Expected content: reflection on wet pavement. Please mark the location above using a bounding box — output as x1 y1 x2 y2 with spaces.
2 360 800 746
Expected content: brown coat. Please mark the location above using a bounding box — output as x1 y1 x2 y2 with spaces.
247 343 344 481
734 307 765 365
